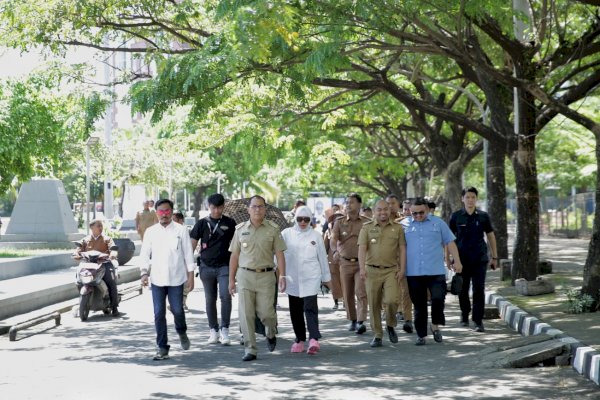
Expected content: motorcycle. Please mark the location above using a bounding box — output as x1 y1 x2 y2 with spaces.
73 244 119 321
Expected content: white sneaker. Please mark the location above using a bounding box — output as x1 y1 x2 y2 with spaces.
207 328 219 344
220 327 231 346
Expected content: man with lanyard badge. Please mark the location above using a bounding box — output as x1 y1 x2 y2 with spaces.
190 193 237 345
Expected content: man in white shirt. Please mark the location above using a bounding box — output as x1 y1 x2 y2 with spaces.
140 199 195 361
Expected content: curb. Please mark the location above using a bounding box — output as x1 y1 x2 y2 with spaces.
486 292 599 386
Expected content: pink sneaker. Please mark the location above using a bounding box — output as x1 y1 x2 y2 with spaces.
291 341 305 353
307 339 320 355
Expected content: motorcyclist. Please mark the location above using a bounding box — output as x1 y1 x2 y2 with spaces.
74 219 120 316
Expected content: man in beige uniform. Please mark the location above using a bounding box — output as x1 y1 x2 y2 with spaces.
136 201 158 241
331 193 370 334
359 200 406 347
229 195 287 362
386 195 414 334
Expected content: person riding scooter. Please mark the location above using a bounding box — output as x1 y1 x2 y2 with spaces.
74 219 120 316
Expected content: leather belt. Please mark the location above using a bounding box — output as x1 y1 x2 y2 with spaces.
368 265 394 269
240 267 274 273
342 257 358 262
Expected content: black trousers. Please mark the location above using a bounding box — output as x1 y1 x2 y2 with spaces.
407 275 446 339
288 294 321 342
459 260 487 324
102 262 119 308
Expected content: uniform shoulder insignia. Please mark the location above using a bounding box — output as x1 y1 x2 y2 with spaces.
363 220 374 226
334 215 345 221
266 219 279 229
235 221 246 229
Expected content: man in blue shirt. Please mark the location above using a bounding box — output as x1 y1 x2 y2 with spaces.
448 187 498 333
401 198 463 345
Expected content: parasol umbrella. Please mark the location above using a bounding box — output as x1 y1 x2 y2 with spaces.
223 198 291 232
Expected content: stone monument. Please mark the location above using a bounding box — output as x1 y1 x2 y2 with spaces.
3 179 84 243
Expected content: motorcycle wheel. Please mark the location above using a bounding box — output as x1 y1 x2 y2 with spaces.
80 294 90 321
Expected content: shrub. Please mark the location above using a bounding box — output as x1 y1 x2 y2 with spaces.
565 288 595 314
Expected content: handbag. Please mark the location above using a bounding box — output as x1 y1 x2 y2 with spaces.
450 274 463 295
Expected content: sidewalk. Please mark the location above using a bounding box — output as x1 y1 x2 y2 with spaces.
486 233 600 351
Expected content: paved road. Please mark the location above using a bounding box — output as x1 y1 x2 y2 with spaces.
1 283 598 400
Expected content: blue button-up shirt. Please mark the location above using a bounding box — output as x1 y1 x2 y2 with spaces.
401 215 455 276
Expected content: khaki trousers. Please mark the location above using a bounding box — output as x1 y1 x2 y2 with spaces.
237 269 277 356
366 266 399 339
339 261 368 322
397 277 413 321
328 262 343 300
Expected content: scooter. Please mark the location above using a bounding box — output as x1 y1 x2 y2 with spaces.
73 245 119 321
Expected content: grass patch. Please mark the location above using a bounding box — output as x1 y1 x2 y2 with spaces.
506 292 558 309
0 248 68 259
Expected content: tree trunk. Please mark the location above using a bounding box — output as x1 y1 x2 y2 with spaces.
119 180 127 218
510 133 540 282
582 140 600 310
486 143 508 259
192 185 207 220
440 160 464 221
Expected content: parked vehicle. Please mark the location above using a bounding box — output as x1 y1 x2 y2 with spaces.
73 245 119 321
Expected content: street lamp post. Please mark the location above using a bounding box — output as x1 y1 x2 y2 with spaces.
86 136 100 234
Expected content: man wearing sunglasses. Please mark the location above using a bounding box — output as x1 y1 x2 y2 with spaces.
330 193 370 334
139 199 196 361
401 198 463 346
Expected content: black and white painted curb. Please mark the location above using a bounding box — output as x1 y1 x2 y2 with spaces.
486 292 599 386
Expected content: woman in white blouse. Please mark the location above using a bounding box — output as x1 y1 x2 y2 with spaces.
281 206 331 355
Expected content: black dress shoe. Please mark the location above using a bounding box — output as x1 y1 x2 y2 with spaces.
402 320 413 333
348 321 357 331
267 336 277 352
369 338 383 347
111 308 121 317
355 323 367 335
242 353 257 361
415 337 426 346
432 329 443 343
473 323 485 333
387 326 398 343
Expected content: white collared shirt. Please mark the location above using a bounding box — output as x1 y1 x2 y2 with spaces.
139 221 195 286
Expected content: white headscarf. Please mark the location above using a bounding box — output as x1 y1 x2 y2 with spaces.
293 206 313 232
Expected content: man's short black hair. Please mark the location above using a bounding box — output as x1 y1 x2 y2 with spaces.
155 199 174 209
295 199 306 207
248 195 266 205
427 201 437 210
347 193 362 204
461 186 479 197
362 207 372 212
386 194 399 201
412 197 428 206
208 193 225 207
402 199 412 206
173 211 185 220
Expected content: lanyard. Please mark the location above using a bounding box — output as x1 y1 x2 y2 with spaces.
207 217 221 240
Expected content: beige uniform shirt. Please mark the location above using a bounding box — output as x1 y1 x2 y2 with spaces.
358 220 406 267
330 214 370 260
136 209 158 239
229 219 287 270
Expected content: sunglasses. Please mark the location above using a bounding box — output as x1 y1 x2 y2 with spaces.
411 211 426 216
296 217 311 223
157 209 172 216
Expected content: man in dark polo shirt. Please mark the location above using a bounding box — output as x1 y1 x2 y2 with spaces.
190 193 237 345
448 187 498 333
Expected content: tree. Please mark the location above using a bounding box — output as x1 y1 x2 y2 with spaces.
0 75 104 193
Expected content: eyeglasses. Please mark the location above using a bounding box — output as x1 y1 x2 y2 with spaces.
249 205 266 210
296 217 311 223
411 211 426 216
157 209 172 216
